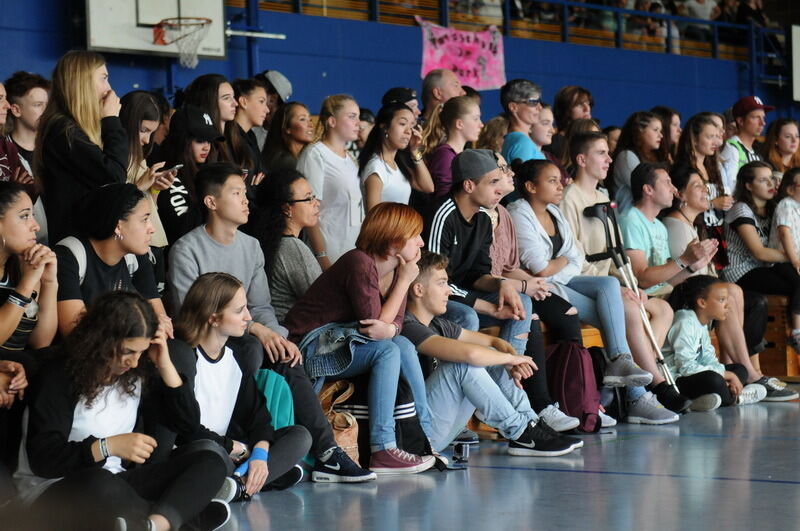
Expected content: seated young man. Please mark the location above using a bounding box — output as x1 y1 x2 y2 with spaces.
424 148 579 431
167 162 375 483
618 162 717 412
403 251 580 456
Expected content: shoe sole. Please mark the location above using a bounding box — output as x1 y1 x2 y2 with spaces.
567 439 584 449
600 418 618 428
508 445 575 457
603 374 654 388
311 471 377 483
762 392 799 402
370 456 437 475
689 394 722 412
214 477 238 504
626 414 679 425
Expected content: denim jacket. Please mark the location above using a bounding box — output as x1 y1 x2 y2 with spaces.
298 322 372 392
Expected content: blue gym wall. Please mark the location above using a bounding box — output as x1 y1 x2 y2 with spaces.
0 1 788 126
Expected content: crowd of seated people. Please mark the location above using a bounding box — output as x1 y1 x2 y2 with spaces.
0 50 799 530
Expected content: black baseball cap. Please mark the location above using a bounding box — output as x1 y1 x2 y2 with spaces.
171 104 225 142
382 87 417 106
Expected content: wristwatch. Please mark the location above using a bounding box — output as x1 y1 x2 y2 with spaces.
674 257 688 270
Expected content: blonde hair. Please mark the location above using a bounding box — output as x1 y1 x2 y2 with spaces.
315 94 356 142
175 272 243 346
422 96 477 154
476 115 509 152
35 51 106 176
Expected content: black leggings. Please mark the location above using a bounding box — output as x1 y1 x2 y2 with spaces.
249 425 311 489
522 294 584 412
226 334 338 457
738 263 800 316
29 446 226 530
675 363 748 407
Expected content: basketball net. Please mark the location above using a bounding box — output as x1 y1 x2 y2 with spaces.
153 17 212 69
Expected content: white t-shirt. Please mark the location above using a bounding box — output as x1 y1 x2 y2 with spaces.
297 142 364 264
769 196 800 254
195 346 242 436
70 381 142 474
685 0 717 21
360 155 412 205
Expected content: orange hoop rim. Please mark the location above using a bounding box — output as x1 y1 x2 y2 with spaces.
155 16 212 29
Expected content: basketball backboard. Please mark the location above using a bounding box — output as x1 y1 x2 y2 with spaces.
86 0 226 61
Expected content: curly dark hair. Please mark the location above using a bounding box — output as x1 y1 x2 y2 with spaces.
64 291 159 406
252 169 307 279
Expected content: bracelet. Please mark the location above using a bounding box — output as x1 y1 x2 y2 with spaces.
411 151 424 163
99 438 109 459
314 250 328 258
674 257 687 270
7 290 32 309
391 323 400 337
251 447 269 462
521 279 527 294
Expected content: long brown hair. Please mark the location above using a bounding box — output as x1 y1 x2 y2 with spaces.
763 119 800 173
175 272 243 347
422 96 478 154
674 113 723 192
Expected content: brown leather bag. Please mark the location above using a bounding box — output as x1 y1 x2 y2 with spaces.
318 380 359 463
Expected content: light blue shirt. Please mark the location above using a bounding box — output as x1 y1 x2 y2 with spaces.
662 309 725 378
501 132 545 164
619 206 671 295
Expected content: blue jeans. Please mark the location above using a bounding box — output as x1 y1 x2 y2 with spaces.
443 300 480 331
474 291 534 356
561 276 645 401
425 362 538 452
562 276 630 357
332 336 432 451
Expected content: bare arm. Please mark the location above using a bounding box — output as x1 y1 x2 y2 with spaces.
626 249 689 288
28 279 58 349
409 160 435 194
778 226 800 269
738 224 787 263
530 255 568 277
57 300 86 337
363 174 384 213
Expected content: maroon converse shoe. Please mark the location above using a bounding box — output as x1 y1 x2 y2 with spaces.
369 448 436 475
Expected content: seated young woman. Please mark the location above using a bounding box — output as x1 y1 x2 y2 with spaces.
171 272 312 499
283 202 436 474
54 183 171 338
250 169 321 324
16 291 230 531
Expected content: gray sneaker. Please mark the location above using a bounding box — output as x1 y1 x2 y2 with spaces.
737 383 767 405
603 353 654 388
626 391 680 424
689 393 722 412
755 376 799 402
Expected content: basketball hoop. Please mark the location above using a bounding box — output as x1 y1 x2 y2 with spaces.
153 17 212 69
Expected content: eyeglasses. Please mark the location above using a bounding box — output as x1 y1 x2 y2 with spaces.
518 98 542 108
498 163 512 175
287 195 318 204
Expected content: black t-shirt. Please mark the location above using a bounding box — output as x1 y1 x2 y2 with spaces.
401 311 462 378
54 237 159 304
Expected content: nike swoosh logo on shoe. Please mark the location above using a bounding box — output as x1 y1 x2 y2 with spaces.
325 463 342 471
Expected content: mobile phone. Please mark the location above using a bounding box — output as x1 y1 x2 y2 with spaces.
165 164 183 173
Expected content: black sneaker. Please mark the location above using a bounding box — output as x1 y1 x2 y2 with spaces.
184 499 230 531
537 418 584 449
650 381 691 413
312 447 377 483
755 376 799 401
215 476 250 503
508 420 576 457
267 464 304 490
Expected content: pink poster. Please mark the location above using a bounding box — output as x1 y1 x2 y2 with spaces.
416 16 506 91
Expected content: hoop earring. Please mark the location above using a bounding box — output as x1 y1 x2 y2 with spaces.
115 233 123 241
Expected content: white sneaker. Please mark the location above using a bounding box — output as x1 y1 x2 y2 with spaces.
737 383 767 405
599 409 617 427
538 403 580 432
689 393 722 412
626 392 680 425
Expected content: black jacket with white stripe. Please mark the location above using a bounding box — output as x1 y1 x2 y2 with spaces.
423 197 493 307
